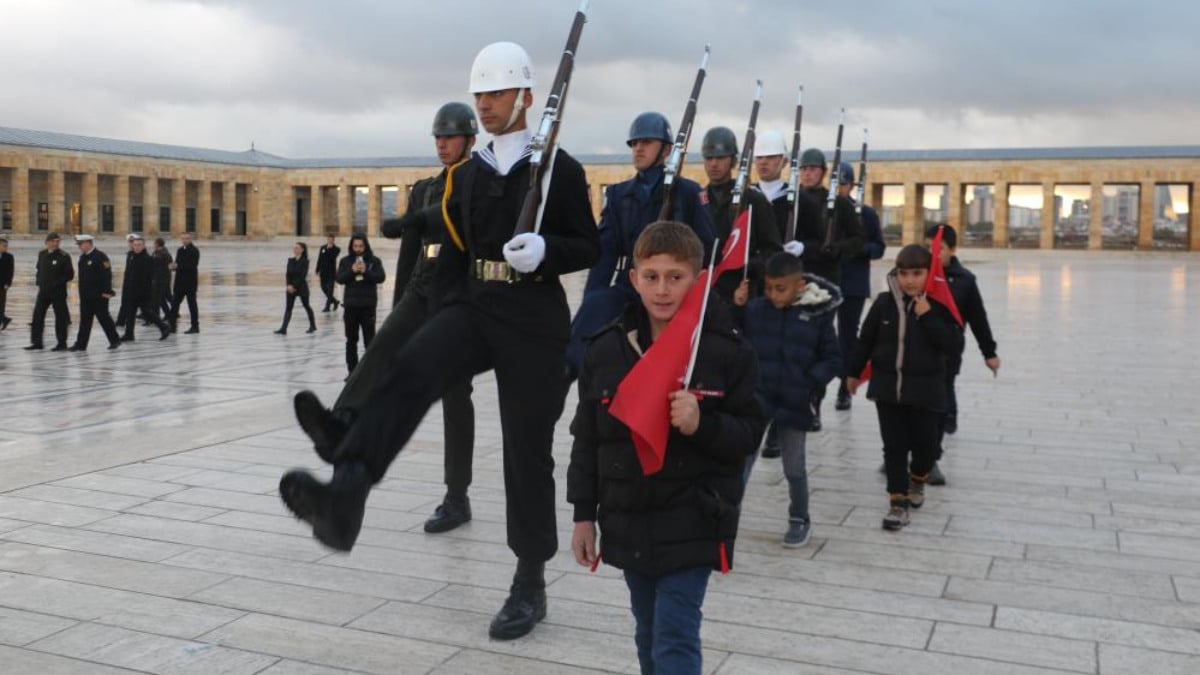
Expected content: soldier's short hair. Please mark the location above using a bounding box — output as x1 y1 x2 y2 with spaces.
633 221 704 272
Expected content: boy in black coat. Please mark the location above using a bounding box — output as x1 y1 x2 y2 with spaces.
568 221 766 675
848 245 962 530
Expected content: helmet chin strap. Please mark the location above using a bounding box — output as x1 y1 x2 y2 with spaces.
502 88 526 134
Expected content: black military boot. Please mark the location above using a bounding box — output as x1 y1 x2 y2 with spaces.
279 461 371 552
424 494 472 533
294 390 351 464
489 559 547 640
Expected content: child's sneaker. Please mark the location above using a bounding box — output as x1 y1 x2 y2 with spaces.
782 520 811 548
908 474 927 509
882 499 909 531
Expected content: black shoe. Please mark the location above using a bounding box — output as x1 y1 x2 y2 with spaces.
809 414 822 432
120 335 134 342
0 317 11 331
424 495 472 533
24 344 43 350
108 341 121 350
306 326 317 334
928 462 947 486
944 415 958 435
835 392 852 411
294 391 349 464
68 344 85 352
279 462 371 552
761 445 781 459
274 328 287 335
159 327 171 340
51 344 68 352
489 582 547 640
184 326 199 334
333 299 340 310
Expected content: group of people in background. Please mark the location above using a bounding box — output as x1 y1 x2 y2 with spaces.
0 231 200 351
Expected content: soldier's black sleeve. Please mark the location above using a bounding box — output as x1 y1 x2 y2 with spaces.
832 197 864 260
63 252 75 284
537 151 600 277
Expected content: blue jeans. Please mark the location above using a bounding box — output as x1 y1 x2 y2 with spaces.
743 423 809 524
623 566 712 675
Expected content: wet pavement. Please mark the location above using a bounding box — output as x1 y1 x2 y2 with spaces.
0 238 1198 674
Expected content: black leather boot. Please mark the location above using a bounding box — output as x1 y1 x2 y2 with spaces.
279 461 371 552
423 494 472 533
294 390 351 464
489 559 547 640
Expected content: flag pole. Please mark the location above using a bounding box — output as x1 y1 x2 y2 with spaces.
741 205 753 282
683 243 720 389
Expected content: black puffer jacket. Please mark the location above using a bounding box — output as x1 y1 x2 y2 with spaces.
848 272 963 412
567 300 766 576
336 234 386 308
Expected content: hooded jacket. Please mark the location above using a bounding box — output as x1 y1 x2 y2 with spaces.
336 234 386 308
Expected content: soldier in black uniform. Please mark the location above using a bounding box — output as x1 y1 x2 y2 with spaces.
282 41 600 641
168 232 200 333
69 235 121 351
26 232 74 351
700 126 782 303
316 235 340 312
118 233 171 342
0 235 12 331
752 130 825 257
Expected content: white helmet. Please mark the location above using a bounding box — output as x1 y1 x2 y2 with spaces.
468 42 536 93
755 130 788 158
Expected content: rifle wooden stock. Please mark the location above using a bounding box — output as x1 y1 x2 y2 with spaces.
659 45 710 221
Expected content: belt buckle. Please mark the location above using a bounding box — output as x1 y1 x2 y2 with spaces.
475 259 516 283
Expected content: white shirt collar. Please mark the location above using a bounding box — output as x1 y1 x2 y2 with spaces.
490 128 533 176
759 178 786 202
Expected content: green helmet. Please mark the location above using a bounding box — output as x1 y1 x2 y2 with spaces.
431 102 478 137
800 148 827 169
701 126 738 159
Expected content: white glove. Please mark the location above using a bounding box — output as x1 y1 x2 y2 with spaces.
783 240 805 257
502 232 547 274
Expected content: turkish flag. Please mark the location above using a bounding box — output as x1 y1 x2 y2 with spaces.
608 270 711 475
713 208 750 278
926 226 964 327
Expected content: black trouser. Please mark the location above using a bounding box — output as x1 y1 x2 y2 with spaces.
935 370 959 461
336 289 476 497
876 400 940 495
320 273 337 310
121 296 168 338
0 286 8 322
837 295 867 393
31 293 70 347
169 286 199 329
338 302 563 562
76 297 120 348
280 291 315 331
342 305 377 372
157 291 173 322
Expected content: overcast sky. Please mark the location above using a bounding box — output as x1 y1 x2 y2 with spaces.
2 0 1197 159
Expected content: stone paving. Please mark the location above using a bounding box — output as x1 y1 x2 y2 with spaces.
0 237 1198 674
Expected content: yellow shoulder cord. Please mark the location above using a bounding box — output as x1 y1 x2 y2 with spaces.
441 159 469 252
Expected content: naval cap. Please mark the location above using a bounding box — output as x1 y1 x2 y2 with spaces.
75 234 95 243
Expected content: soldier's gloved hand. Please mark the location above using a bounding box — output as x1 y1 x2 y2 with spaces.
503 233 546 274
381 214 413 239
783 240 805 257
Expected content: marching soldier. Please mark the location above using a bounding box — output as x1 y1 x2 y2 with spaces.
700 126 781 301
26 232 74 351
565 111 714 378
168 232 200 333
69 235 121 351
282 41 600 641
119 233 170 342
752 129 824 256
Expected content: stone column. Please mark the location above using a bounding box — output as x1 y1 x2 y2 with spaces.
902 182 920 245
83 172 99 233
282 184 297 237
170 179 186 235
247 182 262 237
338 185 354 236
49 169 66 231
222 180 237 235
1040 182 1055 250
367 184 382 237
197 180 212 237
946 181 963 236
1088 182 1104 251
311 186 324 235
115 175 131 235
11 166 30 234
992 182 1009 248
396 181 409 218
1138 181 1156 250
144 177 160 234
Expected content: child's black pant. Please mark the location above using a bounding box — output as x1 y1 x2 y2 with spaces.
876 400 941 495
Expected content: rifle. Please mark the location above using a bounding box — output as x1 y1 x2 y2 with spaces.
514 0 590 236
821 108 846 250
659 45 711 221
730 80 764 213
854 128 869 215
784 85 804 241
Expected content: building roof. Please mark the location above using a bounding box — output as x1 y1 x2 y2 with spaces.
5 124 1200 169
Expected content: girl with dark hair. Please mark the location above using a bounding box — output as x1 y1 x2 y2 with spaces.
276 242 317 335
336 233 385 373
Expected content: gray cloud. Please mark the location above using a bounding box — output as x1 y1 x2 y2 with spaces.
1 0 1198 158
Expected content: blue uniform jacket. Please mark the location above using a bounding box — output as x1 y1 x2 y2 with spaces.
839 203 885 298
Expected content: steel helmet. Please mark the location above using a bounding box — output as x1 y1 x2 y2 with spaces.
701 126 739 159
837 161 854 184
431 102 479 137
754 130 788 157
626 112 673 146
800 148 827 169
468 42 536 93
